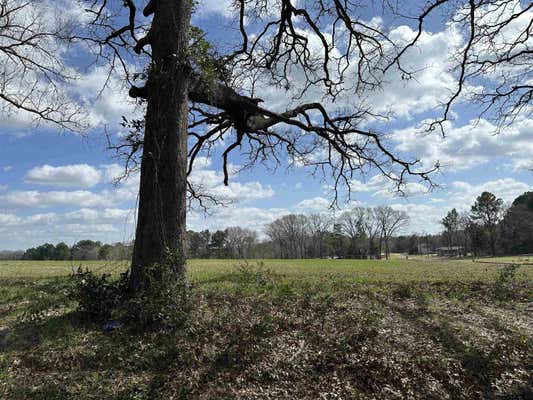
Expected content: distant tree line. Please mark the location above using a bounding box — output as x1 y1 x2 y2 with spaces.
3 192 530 261
186 206 408 260
187 193 533 259
265 206 409 259
186 227 260 259
0 240 134 261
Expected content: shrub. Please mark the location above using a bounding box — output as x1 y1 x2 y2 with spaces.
234 260 280 288
70 260 192 330
69 267 126 319
493 264 522 301
69 254 192 330
392 283 413 299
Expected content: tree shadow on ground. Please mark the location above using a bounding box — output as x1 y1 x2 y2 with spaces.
379 295 532 400
2 277 532 400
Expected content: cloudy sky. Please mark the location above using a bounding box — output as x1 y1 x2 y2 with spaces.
0 0 531 250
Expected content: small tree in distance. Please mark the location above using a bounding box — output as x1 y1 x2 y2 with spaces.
441 208 459 250
374 206 409 260
471 192 504 256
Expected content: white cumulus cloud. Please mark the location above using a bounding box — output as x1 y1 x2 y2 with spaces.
24 164 101 188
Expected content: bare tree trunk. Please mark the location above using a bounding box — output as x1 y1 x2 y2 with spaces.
129 0 191 293
489 227 497 257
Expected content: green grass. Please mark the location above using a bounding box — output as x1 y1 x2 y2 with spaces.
2 257 529 282
471 255 533 265
0 258 531 399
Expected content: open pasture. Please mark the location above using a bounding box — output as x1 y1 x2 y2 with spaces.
1 257 529 283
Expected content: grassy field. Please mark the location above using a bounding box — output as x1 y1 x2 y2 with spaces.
1 257 530 282
0 258 531 399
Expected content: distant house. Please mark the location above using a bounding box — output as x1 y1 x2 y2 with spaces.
436 246 464 257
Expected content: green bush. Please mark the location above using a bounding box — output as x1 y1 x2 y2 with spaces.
234 260 280 288
493 264 522 301
69 257 192 330
392 283 413 299
69 267 126 319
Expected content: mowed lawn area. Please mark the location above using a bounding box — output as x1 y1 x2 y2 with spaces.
0 258 531 399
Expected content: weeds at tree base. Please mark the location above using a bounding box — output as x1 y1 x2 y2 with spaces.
69 267 126 319
69 253 191 331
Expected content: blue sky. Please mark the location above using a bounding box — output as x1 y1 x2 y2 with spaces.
0 0 531 250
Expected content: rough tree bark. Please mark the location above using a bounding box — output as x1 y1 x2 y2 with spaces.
129 0 191 292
